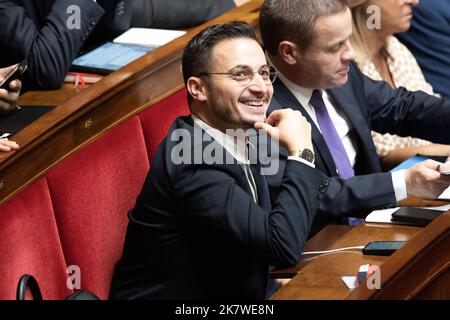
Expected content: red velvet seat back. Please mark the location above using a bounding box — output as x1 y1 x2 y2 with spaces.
0 90 190 300
0 179 71 300
46 117 149 299
139 89 190 163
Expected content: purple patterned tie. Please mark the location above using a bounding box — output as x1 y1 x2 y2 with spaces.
310 90 355 179
310 90 362 226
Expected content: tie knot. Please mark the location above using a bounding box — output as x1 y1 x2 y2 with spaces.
312 89 321 97
310 89 326 111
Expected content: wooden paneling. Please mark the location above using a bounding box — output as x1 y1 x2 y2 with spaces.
270 225 353 279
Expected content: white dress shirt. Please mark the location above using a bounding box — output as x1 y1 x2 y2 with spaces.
191 115 316 203
276 73 407 202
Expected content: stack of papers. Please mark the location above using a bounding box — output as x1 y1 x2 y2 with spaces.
365 208 399 224
113 28 186 48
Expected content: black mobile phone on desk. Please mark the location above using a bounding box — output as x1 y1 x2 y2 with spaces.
362 241 407 256
0 60 28 89
391 207 443 227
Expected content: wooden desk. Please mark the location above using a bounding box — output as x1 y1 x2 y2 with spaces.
19 82 93 106
271 225 354 279
271 198 449 280
0 0 264 205
271 212 450 300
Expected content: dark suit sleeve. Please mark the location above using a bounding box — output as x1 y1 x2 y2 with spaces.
0 0 104 89
267 156 396 220
174 160 326 268
96 0 134 32
130 0 236 29
354 63 450 144
320 173 396 217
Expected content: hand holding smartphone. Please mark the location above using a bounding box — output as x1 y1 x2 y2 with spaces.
0 60 27 90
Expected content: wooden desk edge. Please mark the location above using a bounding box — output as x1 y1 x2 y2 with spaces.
270 212 449 300
270 225 353 278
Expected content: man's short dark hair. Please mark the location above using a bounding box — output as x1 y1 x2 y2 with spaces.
182 22 257 103
260 0 348 55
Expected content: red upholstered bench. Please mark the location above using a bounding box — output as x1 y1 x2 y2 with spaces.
0 179 71 300
140 90 190 164
0 89 190 299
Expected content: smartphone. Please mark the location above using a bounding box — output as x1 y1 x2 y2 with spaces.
392 206 444 227
0 59 27 89
362 241 407 256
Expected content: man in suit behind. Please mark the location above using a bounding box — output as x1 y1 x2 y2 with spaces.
260 0 450 235
130 0 250 29
0 0 247 90
0 0 133 89
110 22 328 299
397 0 450 99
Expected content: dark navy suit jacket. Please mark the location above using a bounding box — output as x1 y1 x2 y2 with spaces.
0 0 132 89
268 61 450 234
130 0 235 29
397 0 450 99
0 0 236 90
110 116 328 299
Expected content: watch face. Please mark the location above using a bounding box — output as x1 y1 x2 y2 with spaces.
301 149 315 163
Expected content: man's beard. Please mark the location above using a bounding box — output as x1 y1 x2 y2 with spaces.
211 102 261 129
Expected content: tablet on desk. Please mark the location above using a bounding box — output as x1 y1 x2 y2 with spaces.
71 42 154 75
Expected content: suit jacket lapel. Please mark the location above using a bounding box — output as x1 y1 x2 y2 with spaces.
326 86 371 147
185 117 259 201
271 79 338 176
326 85 381 173
250 164 271 211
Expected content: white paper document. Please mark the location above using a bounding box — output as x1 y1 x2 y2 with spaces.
114 28 186 48
364 208 399 224
341 276 359 289
438 186 450 200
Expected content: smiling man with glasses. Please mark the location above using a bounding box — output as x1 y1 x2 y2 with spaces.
110 22 328 300
197 64 278 86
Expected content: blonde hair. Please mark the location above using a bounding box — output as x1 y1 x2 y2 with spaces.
347 0 389 61
347 0 372 59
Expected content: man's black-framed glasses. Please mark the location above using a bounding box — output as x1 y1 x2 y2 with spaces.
197 64 277 86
